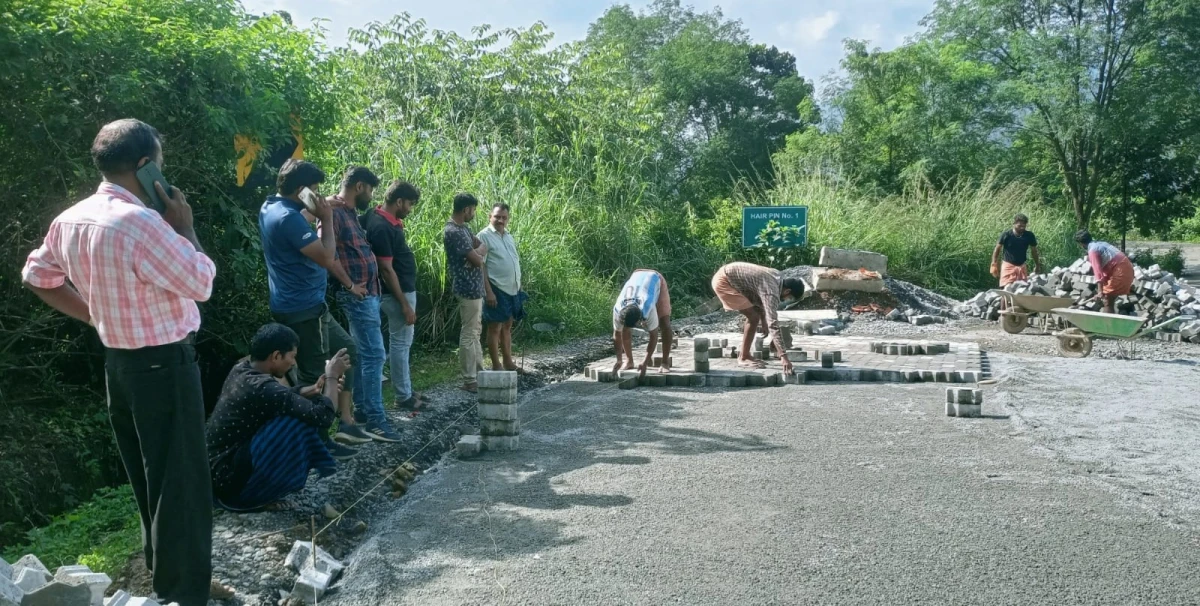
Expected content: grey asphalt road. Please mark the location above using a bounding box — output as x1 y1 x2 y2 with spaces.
328 353 1200 606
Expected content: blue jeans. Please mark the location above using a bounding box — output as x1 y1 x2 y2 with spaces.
337 292 386 426
381 292 417 401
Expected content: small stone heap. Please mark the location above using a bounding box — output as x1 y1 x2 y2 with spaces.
882 307 949 326
959 259 1200 342
477 370 520 452
1 554 128 606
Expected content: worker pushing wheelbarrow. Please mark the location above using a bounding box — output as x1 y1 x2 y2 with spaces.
989 290 1074 335
1049 308 1185 358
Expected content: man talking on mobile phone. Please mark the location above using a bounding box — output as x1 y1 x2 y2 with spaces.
21 119 225 605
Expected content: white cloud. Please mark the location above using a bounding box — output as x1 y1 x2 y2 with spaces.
778 10 841 47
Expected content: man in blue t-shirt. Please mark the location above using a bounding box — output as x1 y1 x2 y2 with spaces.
258 159 372 448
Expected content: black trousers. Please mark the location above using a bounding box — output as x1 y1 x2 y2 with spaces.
105 340 212 606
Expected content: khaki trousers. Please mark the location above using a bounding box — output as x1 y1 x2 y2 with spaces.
458 296 484 383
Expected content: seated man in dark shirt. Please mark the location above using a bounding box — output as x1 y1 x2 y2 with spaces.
207 323 350 511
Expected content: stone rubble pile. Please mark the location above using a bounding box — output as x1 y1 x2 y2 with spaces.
957 259 1200 342
882 307 950 326
0 554 165 606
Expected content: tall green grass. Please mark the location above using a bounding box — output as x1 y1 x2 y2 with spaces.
736 164 1078 298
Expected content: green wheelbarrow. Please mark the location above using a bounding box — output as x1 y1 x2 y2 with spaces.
989 290 1075 334
1049 308 1186 358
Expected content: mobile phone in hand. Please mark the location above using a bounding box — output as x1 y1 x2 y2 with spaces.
134 162 170 214
299 187 320 213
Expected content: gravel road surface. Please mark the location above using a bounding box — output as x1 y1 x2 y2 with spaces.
325 329 1200 605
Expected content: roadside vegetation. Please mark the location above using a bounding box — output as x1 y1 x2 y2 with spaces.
2 0 1197 566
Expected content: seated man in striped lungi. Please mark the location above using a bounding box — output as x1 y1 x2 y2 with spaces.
207 323 351 511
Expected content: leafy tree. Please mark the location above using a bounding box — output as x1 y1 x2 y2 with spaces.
782 39 1013 192
929 0 1200 228
584 0 817 205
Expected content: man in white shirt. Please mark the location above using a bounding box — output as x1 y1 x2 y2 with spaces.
479 203 528 371
612 269 673 377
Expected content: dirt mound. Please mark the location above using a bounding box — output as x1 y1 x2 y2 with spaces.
781 266 958 317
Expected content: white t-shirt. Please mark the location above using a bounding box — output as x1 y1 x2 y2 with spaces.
612 270 661 331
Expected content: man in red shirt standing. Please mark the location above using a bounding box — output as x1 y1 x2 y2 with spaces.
22 119 221 606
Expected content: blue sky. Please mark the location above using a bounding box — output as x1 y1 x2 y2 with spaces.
240 0 935 88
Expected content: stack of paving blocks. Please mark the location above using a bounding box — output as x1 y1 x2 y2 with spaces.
693 338 710 372
478 371 520 451
286 540 346 604
0 554 114 606
945 387 983 418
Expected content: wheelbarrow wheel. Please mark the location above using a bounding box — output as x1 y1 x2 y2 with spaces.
1000 312 1027 334
1057 329 1093 358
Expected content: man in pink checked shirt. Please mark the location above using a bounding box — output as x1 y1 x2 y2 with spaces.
21 119 226 606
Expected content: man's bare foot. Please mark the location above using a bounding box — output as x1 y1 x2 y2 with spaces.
460 382 478 393
658 365 671 374
611 360 622 374
738 358 766 368
210 580 236 600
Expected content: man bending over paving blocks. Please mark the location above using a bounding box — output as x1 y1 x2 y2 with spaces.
711 262 804 374
207 323 351 512
612 269 673 377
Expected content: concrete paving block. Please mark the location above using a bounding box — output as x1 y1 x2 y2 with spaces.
785 351 808 362
53 567 90 580
815 325 838 336
477 370 518 389
956 371 981 383
836 369 860 382
618 377 638 390
480 419 520 437
831 351 842 363
596 370 616 383
880 370 904 382
0 574 21 606
763 372 784 386
693 360 710 373
820 352 835 369
707 374 732 387
285 541 346 579
693 351 709 363
946 401 958 417
688 373 706 387
478 386 518 404
666 373 690 387
640 374 668 388
745 373 769 387
920 370 936 382
956 404 982 418
13 556 49 577
651 356 674 367
728 373 747 388
54 568 108 606
708 347 724 358
103 590 132 606
805 369 838 382
13 567 49 593
885 345 900 356
457 434 482 458
19 577 90 606
0 558 8 583
859 369 880 382
482 434 520 451
693 338 710 351
903 370 922 382
291 567 332 604
478 404 518 421
584 367 596 380
934 371 952 383
784 371 807 385
819 246 888 275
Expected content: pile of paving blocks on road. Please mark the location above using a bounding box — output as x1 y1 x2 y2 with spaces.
958 258 1200 341
458 371 520 458
945 387 983 418
0 554 134 606
881 307 950 326
284 541 345 604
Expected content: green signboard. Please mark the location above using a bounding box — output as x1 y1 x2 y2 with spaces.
742 206 808 248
